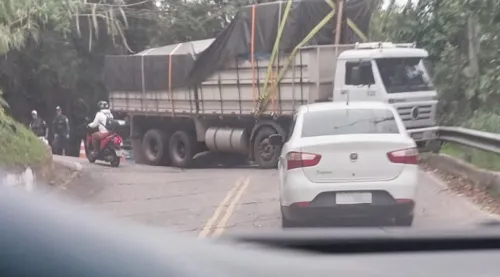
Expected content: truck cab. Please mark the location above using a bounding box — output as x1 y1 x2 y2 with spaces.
332 42 438 147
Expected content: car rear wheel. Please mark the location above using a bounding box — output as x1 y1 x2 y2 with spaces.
281 208 300 228
281 215 296 228
394 215 414 226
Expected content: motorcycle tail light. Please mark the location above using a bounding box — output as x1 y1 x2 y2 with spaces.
113 136 122 147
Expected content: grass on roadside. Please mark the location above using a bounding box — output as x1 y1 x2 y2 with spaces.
440 142 500 172
0 114 48 167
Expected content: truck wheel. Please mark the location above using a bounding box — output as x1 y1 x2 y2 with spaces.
253 127 281 169
169 130 196 168
142 129 170 166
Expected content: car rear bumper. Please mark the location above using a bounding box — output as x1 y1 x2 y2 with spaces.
280 166 419 206
281 200 415 224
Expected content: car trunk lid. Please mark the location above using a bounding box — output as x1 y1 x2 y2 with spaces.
298 135 413 183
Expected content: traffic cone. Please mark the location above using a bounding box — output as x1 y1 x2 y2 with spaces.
79 140 86 158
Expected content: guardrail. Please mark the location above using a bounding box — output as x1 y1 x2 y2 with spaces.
435 126 500 155
408 126 500 155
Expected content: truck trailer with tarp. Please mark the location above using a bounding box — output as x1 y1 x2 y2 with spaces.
103 0 380 168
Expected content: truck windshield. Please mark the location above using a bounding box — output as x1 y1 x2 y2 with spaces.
376 57 434 93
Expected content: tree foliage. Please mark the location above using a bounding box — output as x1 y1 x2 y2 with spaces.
0 0 137 54
0 0 140 121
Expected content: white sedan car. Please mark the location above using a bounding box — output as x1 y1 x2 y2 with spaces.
269 102 419 228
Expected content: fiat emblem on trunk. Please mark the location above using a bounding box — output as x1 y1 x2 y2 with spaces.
350 153 358 161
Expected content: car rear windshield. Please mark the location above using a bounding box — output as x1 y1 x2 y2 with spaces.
301 108 400 137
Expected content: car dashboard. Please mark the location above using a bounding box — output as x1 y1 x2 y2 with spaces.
1 187 500 277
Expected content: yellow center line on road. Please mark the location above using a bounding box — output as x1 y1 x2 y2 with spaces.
213 176 251 237
197 177 245 238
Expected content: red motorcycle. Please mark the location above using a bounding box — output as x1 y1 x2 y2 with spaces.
85 125 123 167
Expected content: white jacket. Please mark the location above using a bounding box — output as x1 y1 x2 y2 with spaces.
88 109 113 133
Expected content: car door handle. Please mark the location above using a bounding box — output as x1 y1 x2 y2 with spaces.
341 90 348 95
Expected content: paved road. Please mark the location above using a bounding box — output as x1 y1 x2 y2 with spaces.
55 156 496 238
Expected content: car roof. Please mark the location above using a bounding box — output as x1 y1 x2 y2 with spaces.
300 101 395 113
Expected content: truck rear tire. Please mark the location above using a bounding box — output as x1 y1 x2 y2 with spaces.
253 127 281 169
142 129 170 166
169 130 196 168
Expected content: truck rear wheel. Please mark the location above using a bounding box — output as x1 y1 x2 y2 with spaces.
142 129 170 166
253 127 281 169
169 130 196 168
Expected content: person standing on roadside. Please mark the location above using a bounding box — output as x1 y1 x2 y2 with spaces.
71 98 89 156
52 106 70 156
29 110 48 144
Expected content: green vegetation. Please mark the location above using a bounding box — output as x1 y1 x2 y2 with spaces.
0 114 47 167
440 143 500 172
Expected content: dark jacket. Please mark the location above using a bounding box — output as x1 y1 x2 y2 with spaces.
29 118 47 137
53 114 70 136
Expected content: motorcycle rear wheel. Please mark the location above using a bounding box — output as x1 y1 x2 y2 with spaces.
110 156 120 167
87 156 96 163
86 146 96 163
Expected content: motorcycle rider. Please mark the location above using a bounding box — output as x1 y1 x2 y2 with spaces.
52 106 70 156
87 101 114 157
29 110 48 142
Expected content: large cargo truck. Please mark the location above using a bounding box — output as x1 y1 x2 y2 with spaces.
104 0 437 168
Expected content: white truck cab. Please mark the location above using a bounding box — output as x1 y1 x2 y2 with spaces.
332 42 438 147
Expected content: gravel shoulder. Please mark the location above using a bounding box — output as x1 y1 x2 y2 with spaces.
420 162 500 219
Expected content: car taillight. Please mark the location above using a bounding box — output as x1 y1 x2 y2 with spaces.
286 151 321 170
387 148 418 164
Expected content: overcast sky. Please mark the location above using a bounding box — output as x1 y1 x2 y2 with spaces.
382 0 417 9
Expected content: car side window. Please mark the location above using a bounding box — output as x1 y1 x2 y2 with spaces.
285 113 298 142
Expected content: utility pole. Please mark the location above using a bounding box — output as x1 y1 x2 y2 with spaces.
333 0 344 76
334 0 344 45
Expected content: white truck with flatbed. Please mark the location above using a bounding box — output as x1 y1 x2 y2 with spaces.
107 42 437 168
104 1 438 169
